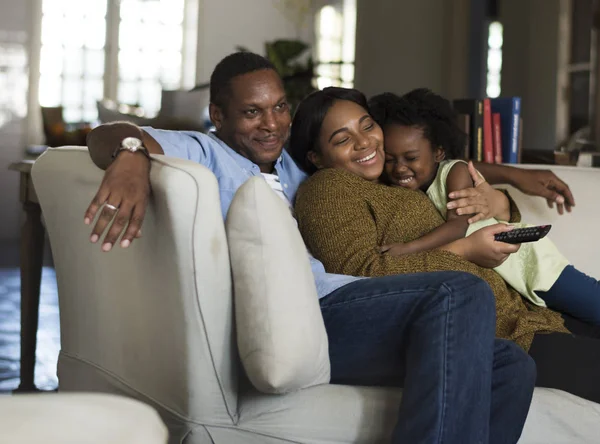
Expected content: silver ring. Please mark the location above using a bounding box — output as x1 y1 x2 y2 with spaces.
105 203 119 212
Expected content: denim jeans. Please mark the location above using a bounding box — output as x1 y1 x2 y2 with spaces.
537 265 600 325
320 272 536 444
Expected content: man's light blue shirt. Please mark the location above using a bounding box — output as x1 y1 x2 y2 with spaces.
143 128 361 298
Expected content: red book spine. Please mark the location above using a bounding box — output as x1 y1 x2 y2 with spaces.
483 99 494 163
492 112 503 163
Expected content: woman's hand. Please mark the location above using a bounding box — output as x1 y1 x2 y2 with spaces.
447 161 511 223
442 224 520 268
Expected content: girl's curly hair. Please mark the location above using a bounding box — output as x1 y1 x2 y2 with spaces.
368 88 466 160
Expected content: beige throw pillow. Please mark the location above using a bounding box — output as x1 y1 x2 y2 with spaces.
225 177 330 394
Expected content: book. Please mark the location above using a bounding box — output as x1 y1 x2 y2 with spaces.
492 112 502 163
482 99 494 163
518 116 523 164
490 97 521 164
455 113 471 160
453 99 484 161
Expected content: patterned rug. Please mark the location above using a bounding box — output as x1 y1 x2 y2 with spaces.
0 267 59 392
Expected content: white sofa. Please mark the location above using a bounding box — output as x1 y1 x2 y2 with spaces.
32 147 600 444
0 393 168 443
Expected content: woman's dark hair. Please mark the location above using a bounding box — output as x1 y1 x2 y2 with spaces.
368 88 466 160
288 87 369 174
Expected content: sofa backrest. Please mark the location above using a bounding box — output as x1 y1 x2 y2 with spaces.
32 147 238 427
502 164 600 279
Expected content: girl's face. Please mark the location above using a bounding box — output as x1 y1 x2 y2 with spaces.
381 124 445 191
308 100 385 182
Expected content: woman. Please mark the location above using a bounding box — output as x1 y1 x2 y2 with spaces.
289 87 600 403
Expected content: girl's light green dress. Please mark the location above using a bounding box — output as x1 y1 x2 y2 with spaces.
426 160 569 306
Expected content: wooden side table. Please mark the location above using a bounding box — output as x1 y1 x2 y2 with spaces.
9 160 45 392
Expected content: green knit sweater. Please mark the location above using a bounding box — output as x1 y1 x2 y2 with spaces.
295 168 567 350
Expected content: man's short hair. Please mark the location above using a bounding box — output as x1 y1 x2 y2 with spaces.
210 52 277 109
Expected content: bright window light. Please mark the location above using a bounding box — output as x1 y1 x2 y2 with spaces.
315 0 356 89
486 21 503 98
117 0 185 116
38 0 188 123
0 34 28 129
38 0 107 122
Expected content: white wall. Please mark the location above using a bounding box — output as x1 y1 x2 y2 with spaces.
353 0 470 100
195 0 315 83
0 0 30 243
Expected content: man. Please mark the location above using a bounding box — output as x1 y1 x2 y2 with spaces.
82 52 568 443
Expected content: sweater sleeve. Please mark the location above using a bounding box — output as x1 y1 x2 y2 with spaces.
295 172 465 278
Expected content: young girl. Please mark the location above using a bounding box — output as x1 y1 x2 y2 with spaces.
368 88 600 325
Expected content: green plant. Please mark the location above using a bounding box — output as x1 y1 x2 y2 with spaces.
237 39 316 112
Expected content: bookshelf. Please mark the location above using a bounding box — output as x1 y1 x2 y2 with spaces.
558 0 600 150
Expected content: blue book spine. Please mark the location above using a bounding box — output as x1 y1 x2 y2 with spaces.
491 97 521 164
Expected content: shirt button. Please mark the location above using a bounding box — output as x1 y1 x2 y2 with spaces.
283 183 288 188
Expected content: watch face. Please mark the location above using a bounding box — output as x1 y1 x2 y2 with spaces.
122 137 143 150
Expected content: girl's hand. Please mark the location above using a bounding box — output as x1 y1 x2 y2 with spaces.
380 242 412 256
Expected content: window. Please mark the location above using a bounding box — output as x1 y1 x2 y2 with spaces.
39 0 107 123
0 31 28 130
117 0 185 116
315 0 356 89
36 0 194 123
486 21 503 98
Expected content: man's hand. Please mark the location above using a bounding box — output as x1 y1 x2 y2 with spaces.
512 168 575 215
473 161 575 215
84 152 150 251
447 161 511 223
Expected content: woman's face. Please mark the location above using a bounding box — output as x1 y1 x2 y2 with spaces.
381 124 444 191
309 100 385 181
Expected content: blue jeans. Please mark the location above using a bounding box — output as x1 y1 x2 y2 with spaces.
537 265 600 325
321 272 536 444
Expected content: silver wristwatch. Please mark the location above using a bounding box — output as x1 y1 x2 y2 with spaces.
112 136 150 159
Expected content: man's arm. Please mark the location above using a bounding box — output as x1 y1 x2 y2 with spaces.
86 121 164 170
84 122 164 252
471 162 521 185
472 161 575 215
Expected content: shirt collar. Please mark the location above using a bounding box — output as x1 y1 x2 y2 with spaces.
208 131 286 173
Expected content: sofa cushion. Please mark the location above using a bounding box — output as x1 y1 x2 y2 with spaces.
225 177 330 394
0 393 167 443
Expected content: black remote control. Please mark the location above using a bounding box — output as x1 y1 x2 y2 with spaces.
494 225 552 244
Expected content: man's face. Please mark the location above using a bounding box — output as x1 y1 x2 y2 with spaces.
210 69 291 173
